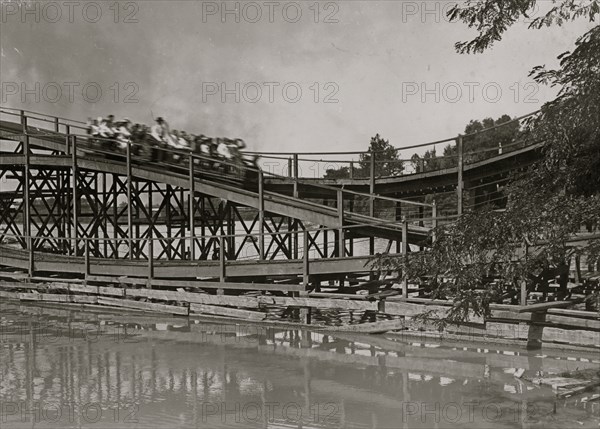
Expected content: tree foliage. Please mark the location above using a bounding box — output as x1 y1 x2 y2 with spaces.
448 0 600 54
373 1 600 326
358 134 404 177
324 133 402 179
412 114 523 173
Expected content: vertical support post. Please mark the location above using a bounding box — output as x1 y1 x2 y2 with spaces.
258 170 265 260
369 151 376 254
24 126 33 275
349 161 354 179
54 117 59 133
112 174 118 258
337 189 344 257
288 157 292 177
418 205 424 251
227 203 235 259
84 240 90 277
431 201 437 244
457 135 464 215
148 183 154 265
102 173 107 257
219 235 226 285
419 157 424 173
28 236 34 277
520 281 527 306
293 154 299 198
65 125 71 155
293 219 299 260
401 217 408 298
189 155 196 260
521 241 528 306
72 136 79 256
20 110 27 133
148 238 154 287
303 230 309 289
395 200 402 254
165 185 171 260
23 134 31 258
299 308 311 325
126 141 133 259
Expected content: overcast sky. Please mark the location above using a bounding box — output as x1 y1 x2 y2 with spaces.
0 0 593 156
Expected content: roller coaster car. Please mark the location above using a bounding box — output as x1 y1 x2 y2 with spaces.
81 134 260 188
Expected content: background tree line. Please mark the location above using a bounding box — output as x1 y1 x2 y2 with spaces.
324 114 522 179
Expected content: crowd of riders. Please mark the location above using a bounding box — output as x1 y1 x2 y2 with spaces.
85 115 257 171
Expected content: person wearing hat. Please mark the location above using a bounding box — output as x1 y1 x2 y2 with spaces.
115 119 132 150
150 117 171 162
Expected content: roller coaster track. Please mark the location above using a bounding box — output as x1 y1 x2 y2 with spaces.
0 117 429 243
264 141 543 198
0 107 548 293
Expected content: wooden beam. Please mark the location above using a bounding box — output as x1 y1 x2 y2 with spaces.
319 319 405 334
97 296 189 315
189 303 265 320
337 189 344 257
219 235 226 282
547 308 600 320
401 218 408 298
293 153 299 198
457 135 463 215
258 170 265 260
303 230 309 288
189 155 196 260
384 301 450 318
259 296 379 311
545 314 600 330
126 140 133 259
127 288 260 308
516 300 578 313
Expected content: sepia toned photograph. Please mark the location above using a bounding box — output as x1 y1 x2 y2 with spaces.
0 1 599 428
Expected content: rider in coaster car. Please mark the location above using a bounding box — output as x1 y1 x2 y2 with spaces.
114 118 132 150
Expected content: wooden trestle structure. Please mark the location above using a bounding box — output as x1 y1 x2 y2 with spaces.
0 107 598 349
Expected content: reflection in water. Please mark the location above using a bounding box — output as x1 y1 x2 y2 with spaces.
1 302 598 428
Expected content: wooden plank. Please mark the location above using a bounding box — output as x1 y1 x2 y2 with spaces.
308 292 369 301
258 296 379 311
69 284 99 294
383 301 450 318
127 289 260 308
189 303 265 321
148 279 304 292
340 279 393 293
516 300 578 313
0 280 47 290
548 308 600 320
33 276 85 284
542 327 600 347
95 286 125 297
0 290 21 299
318 319 406 334
486 322 530 340
70 295 98 304
86 274 146 285
97 297 189 315
127 289 379 311
545 315 600 330
19 293 71 303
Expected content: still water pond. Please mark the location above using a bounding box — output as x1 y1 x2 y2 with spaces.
1 302 598 428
